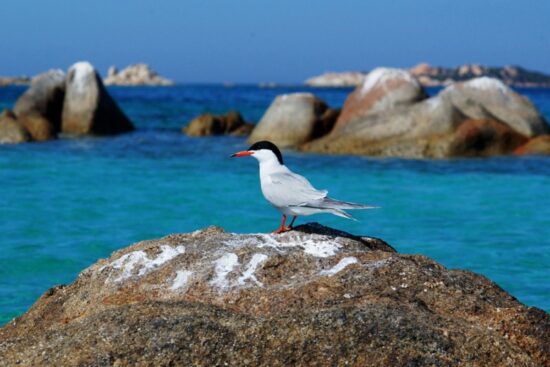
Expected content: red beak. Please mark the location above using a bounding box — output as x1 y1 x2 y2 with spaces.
230 150 254 158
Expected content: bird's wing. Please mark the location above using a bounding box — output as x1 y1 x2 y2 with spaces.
269 171 328 207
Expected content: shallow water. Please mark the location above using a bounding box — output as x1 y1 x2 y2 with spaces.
0 85 549 325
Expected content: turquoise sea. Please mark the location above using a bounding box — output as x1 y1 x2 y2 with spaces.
1 85 549 325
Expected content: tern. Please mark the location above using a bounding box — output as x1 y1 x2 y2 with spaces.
231 140 377 233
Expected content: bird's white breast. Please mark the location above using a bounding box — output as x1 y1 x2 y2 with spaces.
258 161 289 209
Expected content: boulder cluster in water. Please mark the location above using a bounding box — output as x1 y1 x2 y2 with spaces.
0 62 133 144
3 63 550 157
0 224 547 365
247 68 550 157
104 63 174 86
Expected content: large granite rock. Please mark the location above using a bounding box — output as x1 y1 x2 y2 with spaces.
440 77 548 137
1 224 548 366
248 93 339 148
304 70 550 158
0 110 30 144
183 111 253 137
62 62 134 135
13 69 66 141
104 63 174 86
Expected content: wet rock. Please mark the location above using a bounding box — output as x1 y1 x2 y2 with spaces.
183 111 253 137
515 135 550 155
13 69 65 141
0 109 30 144
104 63 174 86
1 223 548 366
248 93 339 148
62 61 134 135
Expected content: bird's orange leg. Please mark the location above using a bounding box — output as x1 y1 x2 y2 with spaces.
273 215 297 234
272 215 287 234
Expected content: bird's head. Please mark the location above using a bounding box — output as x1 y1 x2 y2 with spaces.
231 140 284 165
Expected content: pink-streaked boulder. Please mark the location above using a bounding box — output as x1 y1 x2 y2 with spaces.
333 67 427 132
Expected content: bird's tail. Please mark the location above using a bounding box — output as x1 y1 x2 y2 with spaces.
328 208 359 221
320 197 379 210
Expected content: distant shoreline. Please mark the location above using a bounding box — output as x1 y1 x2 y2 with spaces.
305 63 550 88
2 82 550 89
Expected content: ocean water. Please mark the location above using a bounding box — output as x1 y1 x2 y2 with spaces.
1 85 549 325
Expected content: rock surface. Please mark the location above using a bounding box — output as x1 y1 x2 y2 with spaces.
333 67 428 131
1 224 548 366
104 63 174 86
448 118 528 157
183 111 253 136
0 110 30 144
304 70 549 158
248 93 339 148
515 135 550 155
62 62 134 135
13 69 66 141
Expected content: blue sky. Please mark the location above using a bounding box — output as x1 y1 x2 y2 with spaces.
1 0 549 83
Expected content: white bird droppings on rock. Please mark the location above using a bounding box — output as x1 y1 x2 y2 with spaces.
103 245 185 282
301 239 342 258
210 253 239 289
69 61 95 93
238 254 268 286
255 234 342 258
170 270 193 291
360 67 418 95
466 76 509 93
320 257 358 276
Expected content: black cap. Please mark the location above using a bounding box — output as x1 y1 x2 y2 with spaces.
248 140 284 164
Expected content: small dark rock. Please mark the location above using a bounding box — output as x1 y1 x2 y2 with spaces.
183 110 253 136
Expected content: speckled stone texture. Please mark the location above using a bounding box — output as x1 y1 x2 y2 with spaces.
0 224 548 366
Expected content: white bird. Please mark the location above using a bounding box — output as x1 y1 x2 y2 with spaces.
231 140 377 233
